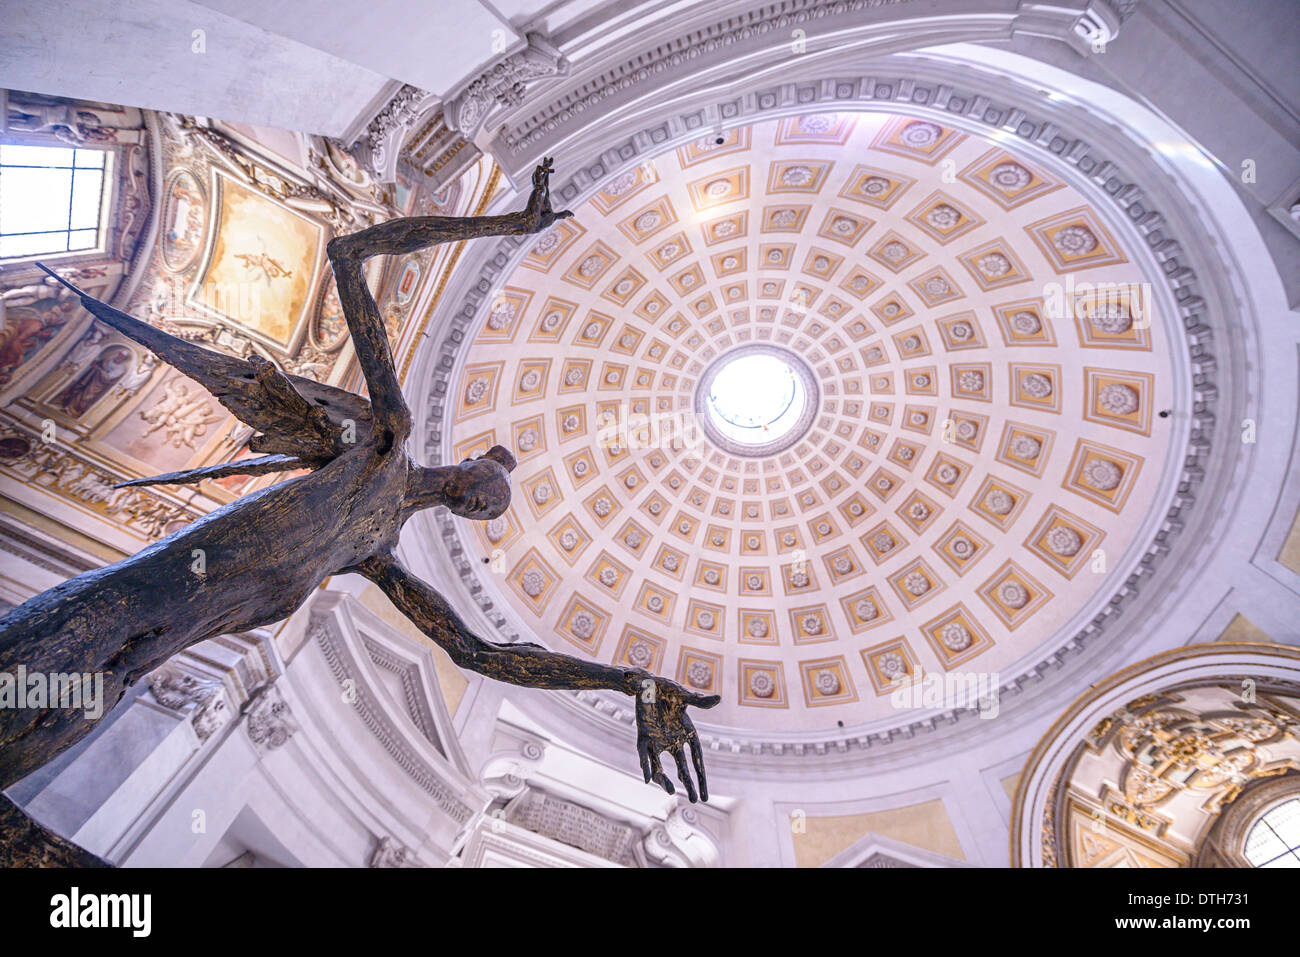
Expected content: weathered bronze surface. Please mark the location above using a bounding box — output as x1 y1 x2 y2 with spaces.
0 160 718 865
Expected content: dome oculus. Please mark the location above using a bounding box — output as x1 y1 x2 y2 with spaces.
695 346 818 456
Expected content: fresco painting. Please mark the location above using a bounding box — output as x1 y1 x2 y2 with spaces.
190 173 324 347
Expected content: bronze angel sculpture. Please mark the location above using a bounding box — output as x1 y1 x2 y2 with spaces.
0 160 719 865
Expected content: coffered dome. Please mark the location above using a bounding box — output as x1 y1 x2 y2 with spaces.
448 109 1178 733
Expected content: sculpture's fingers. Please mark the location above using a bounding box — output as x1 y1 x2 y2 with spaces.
684 691 722 709
684 716 709 803
671 746 698 804
648 749 674 796
637 734 653 784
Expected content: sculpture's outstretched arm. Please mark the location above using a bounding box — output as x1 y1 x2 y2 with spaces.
352 552 637 691
351 552 718 802
325 157 573 445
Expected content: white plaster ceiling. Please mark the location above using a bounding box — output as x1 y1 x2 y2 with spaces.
194 0 523 97
0 0 390 136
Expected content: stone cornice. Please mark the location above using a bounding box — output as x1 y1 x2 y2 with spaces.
309 607 476 824
484 0 1129 182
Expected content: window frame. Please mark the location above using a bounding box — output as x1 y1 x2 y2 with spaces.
0 140 116 265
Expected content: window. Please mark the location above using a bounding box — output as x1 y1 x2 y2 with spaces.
0 143 109 260
1243 798 1300 867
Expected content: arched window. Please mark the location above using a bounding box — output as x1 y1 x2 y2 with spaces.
1243 798 1300 868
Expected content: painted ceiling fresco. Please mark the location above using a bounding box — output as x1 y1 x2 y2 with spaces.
0 91 485 552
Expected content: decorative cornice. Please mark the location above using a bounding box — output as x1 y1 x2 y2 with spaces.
343 83 440 185
0 518 99 579
311 617 474 824
492 0 1129 174
504 0 913 155
359 84 427 154
362 636 444 752
444 32 568 139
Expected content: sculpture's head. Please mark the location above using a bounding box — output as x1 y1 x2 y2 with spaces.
410 444 517 521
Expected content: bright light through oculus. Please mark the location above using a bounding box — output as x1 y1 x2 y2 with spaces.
705 353 807 445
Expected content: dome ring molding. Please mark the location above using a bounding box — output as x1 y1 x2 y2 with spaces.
414 70 1219 767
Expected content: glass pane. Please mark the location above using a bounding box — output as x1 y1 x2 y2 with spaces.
74 148 105 169
69 169 104 230
68 228 98 250
1260 853 1300 868
0 143 75 167
1244 822 1287 865
0 166 72 234
1265 799 1300 841
0 231 68 259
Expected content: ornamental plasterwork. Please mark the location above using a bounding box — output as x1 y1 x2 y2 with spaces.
244 684 299 755
311 614 475 824
368 835 413 868
0 421 200 541
499 0 1136 160
145 629 279 745
0 96 463 549
443 32 568 139
147 666 231 742
342 83 438 185
1055 683 1300 867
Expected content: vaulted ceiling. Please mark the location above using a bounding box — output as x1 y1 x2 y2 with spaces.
448 109 1177 731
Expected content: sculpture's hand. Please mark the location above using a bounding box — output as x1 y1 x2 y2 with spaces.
524 156 574 232
628 671 720 803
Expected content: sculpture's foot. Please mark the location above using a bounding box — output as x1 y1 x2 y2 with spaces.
0 794 111 868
